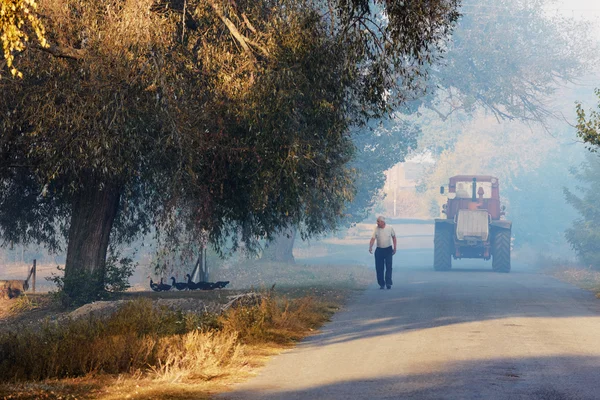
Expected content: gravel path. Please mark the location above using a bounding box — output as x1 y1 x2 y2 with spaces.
220 265 600 400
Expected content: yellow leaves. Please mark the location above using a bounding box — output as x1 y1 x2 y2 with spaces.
1 0 47 77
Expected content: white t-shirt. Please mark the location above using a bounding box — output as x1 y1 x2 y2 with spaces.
372 225 396 248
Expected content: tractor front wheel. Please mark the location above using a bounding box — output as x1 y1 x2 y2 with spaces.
492 229 511 273
434 224 453 271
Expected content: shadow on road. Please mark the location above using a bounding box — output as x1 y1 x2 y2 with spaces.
222 355 598 399
299 269 600 347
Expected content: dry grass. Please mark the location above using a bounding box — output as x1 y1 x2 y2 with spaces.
148 330 244 383
0 377 218 399
7 295 38 314
540 257 600 298
0 281 361 399
549 268 600 298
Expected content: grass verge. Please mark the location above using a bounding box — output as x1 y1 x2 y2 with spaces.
0 282 366 399
540 256 600 298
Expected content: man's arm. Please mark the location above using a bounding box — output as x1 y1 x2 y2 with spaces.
369 237 375 254
392 235 397 255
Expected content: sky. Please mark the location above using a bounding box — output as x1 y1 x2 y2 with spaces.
460 1 600 39
553 0 600 37
554 0 600 15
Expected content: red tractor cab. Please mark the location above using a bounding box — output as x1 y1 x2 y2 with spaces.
435 175 512 272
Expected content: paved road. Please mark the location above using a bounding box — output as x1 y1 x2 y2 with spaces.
220 265 600 400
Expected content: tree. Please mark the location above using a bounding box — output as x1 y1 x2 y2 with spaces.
398 0 598 252
345 117 421 223
564 88 600 267
0 0 460 302
268 0 599 256
415 0 597 125
575 88 600 151
346 0 597 225
417 114 556 200
406 0 597 165
261 228 297 263
0 0 47 77
507 152 580 254
564 154 600 269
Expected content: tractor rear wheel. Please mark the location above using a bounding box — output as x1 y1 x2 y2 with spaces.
434 224 452 271
492 229 511 273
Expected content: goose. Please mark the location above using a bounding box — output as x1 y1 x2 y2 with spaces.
150 279 161 292
171 277 188 291
157 278 172 291
212 281 230 289
196 281 214 290
186 274 199 290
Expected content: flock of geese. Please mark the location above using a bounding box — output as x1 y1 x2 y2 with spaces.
150 274 230 292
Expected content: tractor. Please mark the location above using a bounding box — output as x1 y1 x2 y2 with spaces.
434 175 512 273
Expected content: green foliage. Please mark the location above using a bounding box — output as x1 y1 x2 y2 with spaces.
344 118 420 225
46 266 105 306
104 251 136 293
47 250 135 306
564 89 600 266
0 168 68 252
576 88 600 152
564 154 600 269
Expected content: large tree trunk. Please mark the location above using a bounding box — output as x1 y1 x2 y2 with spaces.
63 181 120 302
261 228 296 263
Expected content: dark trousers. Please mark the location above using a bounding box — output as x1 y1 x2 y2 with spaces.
375 246 393 287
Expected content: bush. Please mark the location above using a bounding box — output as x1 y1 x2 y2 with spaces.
46 250 136 306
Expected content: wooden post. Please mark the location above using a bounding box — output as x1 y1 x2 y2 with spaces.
205 248 209 282
32 259 36 293
200 247 205 282
191 254 200 283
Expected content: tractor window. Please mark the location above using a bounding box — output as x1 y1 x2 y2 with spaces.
454 181 492 199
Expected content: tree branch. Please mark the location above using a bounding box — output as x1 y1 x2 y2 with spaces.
208 1 252 55
475 94 514 122
37 44 85 60
207 0 268 58
429 104 463 121
241 12 257 34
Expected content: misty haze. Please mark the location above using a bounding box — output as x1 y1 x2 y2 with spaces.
2 0 600 399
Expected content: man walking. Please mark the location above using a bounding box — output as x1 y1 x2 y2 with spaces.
369 216 397 289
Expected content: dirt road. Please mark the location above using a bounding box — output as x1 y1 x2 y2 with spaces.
220 265 600 399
